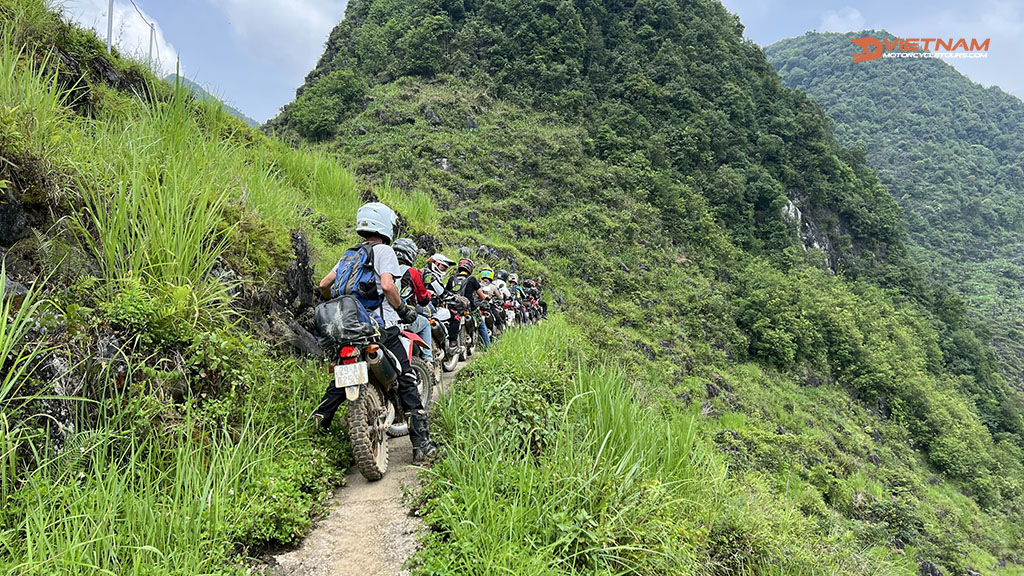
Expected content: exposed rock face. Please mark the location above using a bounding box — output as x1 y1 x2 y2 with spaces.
0 191 32 247
783 194 841 272
286 320 323 358
2 278 29 309
413 233 441 257
919 560 943 576
283 231 315 313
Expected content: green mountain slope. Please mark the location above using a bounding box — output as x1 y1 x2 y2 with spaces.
164 73 260 126
2 1 1024 575
265 1 1024 574
765 31 1024 386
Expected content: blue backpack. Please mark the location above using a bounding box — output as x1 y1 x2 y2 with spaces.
331 242 383 311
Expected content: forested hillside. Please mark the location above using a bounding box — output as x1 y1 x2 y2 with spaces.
766 31 1024 385
265 1 1024 574
3 0 1024 575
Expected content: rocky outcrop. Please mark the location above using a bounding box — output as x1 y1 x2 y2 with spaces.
782 194 842 272
0 190 33 247
282 231 315 313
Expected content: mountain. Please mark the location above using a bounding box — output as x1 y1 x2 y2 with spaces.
3 1 1024 575
164 73 260 127
266 2 1024 573
765 31 1024 385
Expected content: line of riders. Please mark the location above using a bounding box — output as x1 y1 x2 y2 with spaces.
310 202 546 480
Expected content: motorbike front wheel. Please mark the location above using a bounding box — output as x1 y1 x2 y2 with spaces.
348 383 389 481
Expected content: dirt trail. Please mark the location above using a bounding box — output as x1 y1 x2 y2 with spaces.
271 363 463 576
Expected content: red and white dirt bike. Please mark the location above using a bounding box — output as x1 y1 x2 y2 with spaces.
330 329 436 480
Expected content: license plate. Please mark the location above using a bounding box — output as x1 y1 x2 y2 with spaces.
334 362 368 388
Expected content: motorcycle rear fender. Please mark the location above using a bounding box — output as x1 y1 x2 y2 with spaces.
401 330 428 349
344 385 360 401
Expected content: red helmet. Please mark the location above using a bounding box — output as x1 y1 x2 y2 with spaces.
458 258 475 274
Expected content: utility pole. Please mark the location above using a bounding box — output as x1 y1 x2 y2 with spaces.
106 0 113 54
148 23 154 68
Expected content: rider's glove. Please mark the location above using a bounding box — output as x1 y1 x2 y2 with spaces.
396 302 418 324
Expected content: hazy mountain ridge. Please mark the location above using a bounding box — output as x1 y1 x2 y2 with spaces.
165 73 260 127
766 31 1024 386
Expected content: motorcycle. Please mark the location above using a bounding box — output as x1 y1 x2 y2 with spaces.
481 305 498 340
460 310 480 360
330 329 435 480
430 305 461 373
503 301 517 330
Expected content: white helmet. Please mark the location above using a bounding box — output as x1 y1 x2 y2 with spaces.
429 253 456 269
508 273 519 284
356 202 397 244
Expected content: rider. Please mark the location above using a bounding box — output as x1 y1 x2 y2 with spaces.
479 267 505 335
311 203 437 462
393 238 434 367
508 273 527 325
493 270 512 302
423 253 455 303
446 258 491 350
524 279 547 318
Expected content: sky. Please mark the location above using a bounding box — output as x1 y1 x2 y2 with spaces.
61 0 1024 123
719 0 1024 99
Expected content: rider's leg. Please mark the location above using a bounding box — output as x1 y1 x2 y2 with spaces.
410 314 433 363
478 316 491 349
383 327 436 460
311 384 344 429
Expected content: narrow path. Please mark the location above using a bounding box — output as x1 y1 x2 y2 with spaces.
271 362 464 576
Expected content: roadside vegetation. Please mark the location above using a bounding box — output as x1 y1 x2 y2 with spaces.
766 31 1024 385
2 0 1024 575
0 3 366 572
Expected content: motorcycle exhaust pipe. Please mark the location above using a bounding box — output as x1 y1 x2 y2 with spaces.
365 345 398 390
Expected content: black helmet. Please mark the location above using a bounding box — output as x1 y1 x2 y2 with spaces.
393 238 418 264
524 279 537 289
458 258 475 274
496 269 509 282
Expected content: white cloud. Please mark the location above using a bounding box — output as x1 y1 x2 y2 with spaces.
60 0 179 76
819 7 866 33
208 0 347 73
880 0 1024 99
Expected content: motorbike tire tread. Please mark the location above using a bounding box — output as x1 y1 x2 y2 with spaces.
348 384 388 481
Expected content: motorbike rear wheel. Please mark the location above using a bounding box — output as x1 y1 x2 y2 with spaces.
411 357 435 407
348 384 389 481
385 357 437 437
441 339 460 372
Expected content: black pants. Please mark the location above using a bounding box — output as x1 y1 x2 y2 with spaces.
491 303 504 332
314 327 424 428
448 313 462 345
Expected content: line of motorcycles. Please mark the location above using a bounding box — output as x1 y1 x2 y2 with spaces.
327 293 545 481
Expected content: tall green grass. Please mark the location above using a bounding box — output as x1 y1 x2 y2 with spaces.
0 8 357 574
0 19 73 175
1 357 346 576
415 318 903 575
378 176 440 233
1 263 48 506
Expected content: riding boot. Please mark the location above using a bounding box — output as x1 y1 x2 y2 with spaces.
407 410 438 462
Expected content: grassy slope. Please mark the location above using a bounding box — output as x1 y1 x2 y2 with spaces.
0 4 374 573
1 3 1022 576
271 1 1024 572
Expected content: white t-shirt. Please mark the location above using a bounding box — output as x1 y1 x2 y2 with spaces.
491 279 512 301
370 243 401 328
